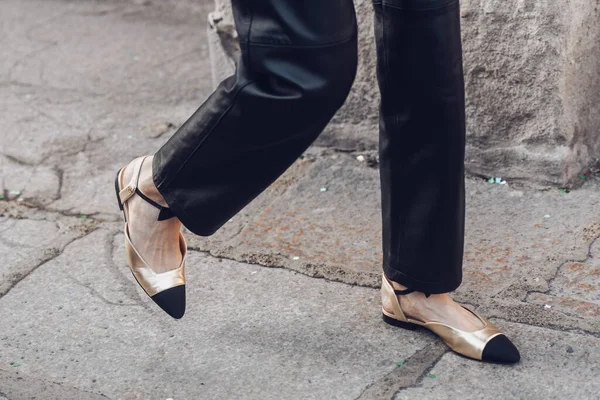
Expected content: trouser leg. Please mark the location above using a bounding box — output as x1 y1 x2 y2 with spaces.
375 0 466 293
153 0 358 236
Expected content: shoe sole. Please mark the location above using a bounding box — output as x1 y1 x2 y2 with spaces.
382 313 419 331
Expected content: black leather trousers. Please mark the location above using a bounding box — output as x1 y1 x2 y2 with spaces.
153 0 465 294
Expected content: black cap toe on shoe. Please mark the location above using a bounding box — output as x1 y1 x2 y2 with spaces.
481 335 520 364
151 285 186 319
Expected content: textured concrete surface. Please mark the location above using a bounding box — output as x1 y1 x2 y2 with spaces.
1 0 214 219
0 365 109 400
527 235 600 320
0 210 95 297
0 230 432 400
394 321 600 400
1 0 600 399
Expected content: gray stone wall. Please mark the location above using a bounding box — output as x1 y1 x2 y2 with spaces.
207 0 600 188
460 0 600 187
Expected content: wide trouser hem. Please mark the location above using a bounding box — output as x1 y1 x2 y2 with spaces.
153 165 214 237
383 265 461 294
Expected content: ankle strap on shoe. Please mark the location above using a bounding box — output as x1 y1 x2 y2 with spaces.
119 156 175 221
135 187 175 221
394 288 431 298
119 156 147 204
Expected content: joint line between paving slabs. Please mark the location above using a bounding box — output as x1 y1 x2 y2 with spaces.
390 345 448 399
354 342 447 400
190 247 380 289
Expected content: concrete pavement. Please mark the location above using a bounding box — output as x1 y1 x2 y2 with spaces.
1 0 599 399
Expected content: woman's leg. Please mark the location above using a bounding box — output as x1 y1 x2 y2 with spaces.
153 0 358 235
125 1 358 270
374 0 481 330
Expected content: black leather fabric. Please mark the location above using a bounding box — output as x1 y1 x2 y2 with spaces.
153 0 466 294
153 0 358 236
376 0 466 293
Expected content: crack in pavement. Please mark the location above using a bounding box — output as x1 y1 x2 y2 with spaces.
525 231 600 299
506 231 600 335
1 199 102 221
68 276 140 308
355 342 448 400
0 226 99 300
0 246 60 299
0 215 149 311
0 364 112 400
2 153 37 167
188 245 380 288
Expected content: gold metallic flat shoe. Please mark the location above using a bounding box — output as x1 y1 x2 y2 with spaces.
381 274 520 363
115 156 187 319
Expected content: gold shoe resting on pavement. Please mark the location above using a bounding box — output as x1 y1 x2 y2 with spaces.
381 274 520 363
115 156 187 319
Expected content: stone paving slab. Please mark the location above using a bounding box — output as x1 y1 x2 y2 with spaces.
394 321 600 400
187 151 600 336
462 178 600 295
187 152 383 286
189 150 600 300
0 228 434 400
